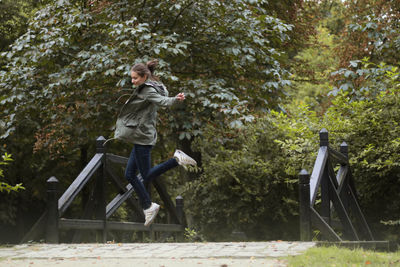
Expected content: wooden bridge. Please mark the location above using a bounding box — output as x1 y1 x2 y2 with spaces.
298 129 389 249
21 136 185 243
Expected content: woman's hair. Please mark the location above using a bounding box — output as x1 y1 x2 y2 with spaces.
130 59 159 80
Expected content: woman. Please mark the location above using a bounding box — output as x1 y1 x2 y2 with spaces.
114 59 196 226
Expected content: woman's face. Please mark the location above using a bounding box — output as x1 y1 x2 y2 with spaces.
131 71 147 86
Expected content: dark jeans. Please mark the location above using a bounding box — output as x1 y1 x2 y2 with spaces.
125 144 178 210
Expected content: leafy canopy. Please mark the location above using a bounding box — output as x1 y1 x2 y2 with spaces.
0 0 293 157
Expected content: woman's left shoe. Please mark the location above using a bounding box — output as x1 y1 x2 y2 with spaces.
174 150 197 166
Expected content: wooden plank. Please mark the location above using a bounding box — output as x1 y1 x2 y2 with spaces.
105 165 143 219
58 153 103 216
107 153 129 165
310 146 328 205
107 221 184 232
328 147 348 165
106 184 134 219
310 207 342 241
59 218 104 230
347 182 374 240
106 164 127 194
327 160 339 188
71 188 96 243
320 166 330 224
59 219 184 233
328 176 359 241
336 165 348 192
107 221 148 231
106 173 144 219
153 178 180 224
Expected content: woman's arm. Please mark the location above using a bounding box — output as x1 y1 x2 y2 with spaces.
142 86 184 107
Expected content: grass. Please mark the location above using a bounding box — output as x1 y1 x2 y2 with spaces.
286 246 400 266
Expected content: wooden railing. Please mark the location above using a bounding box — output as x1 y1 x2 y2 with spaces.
21 136 185 243
299 129 374 242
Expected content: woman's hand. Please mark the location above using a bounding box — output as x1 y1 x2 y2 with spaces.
176 92 185 101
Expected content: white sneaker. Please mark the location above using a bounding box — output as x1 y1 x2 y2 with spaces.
143 202 160 227
174 150 197 166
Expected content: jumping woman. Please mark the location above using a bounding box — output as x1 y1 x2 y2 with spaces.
114 59 196 226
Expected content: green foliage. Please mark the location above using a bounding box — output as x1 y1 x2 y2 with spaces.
184 118 300 241
0 0 293 152
331 58 399 99
335 0 400 67
184 227 204 242
0 153 24 193
0 0 31 53
287 25 340 112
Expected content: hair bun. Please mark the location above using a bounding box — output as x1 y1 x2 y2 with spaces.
146 59 159 74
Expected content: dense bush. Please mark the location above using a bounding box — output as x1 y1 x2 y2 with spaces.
183 119 301 241
183 65 400 242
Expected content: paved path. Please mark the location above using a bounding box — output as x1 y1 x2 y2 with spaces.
0 241 316 267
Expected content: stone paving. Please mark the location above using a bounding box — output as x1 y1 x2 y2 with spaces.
0 241 316 267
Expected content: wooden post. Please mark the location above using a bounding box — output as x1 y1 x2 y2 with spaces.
320 129 330 224
340 142 348 157
46 176 59 243
95 136 107 243
176 196 184 241
319 128 329 147
176 196 184 225
339 141 350 209
299 170 311 241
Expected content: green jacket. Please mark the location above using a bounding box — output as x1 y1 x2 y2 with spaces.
114 81 177 145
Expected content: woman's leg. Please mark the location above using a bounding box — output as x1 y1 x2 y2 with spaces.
133 144 153 182
133 144 161 226
125 146 152 210
143 158 179 185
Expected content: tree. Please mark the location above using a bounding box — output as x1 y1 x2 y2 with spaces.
336 0 400 68
1 0 293 153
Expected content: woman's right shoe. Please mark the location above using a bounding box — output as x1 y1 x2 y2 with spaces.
143 202 160 227
174 150 197 166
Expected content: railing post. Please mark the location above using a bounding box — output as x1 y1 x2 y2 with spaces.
319 128 329 147
299 170 311 241
176 196 184 225
176 196 185 241
340 142 348 158
339 141 351 211
95 136 107 243
46 176 59 243
319 128 330 224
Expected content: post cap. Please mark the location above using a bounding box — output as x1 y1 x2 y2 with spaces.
47 176 59 183
176 195 184 205
299 169 310 184
340 142 348 155
96 136 106 153
319 128 329 147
